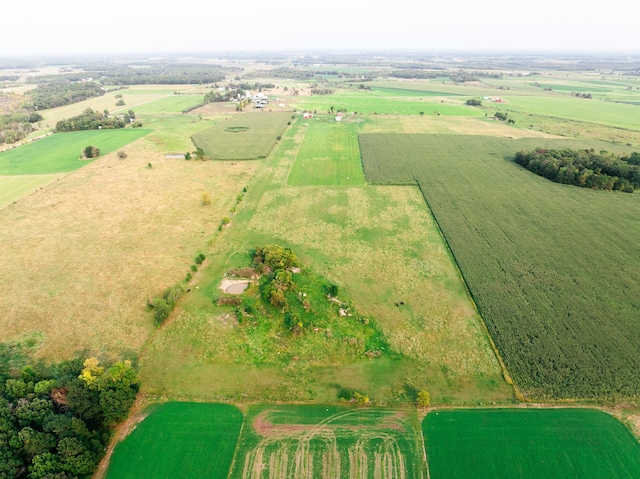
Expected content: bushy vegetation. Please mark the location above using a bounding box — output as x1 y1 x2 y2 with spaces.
0 354 138 479
55 108 134 132
515 148 640 192
150 284 185 326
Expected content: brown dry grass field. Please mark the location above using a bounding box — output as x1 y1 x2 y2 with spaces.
0 138 256 359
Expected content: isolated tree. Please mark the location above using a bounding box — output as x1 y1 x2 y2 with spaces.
417 390 431 407
116 151 127 159
201 193 211 206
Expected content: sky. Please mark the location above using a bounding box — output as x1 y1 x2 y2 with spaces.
1 0 638 57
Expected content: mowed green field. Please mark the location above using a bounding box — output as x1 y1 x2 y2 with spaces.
0 129 150 174
230 405 425 479
0 174 60 209
424 409 640 479
192 112 291 159
122 94 204 115
106 402 243 479
294 90 482 116
498 96 640 130
359 134 640 399
287 118 365 186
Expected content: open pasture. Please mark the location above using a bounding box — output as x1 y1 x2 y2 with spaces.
230 405 425 479
424 408 640 479
0 129 150 175
498 95 640 130
0 174 60 209
140 121 510 405
106 402 243 479
286 118 365 186
294 90 482 116
0 140 256 359
359 133 640 399
370 87 460 97
192 111 291 159
122 94 204 115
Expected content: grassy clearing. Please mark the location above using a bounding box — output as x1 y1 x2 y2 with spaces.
139 114 216 153
499 96 640 130
192 112 292 160
287 117 365 186
230 404 425 479
0 129 150 175
424 408 640 479
140 121 510 405
124 94 203 115
293 90 483 116
360 133 640 399
370 87 460 97
106 402 243 479
0 140 256 360
0 174 60 209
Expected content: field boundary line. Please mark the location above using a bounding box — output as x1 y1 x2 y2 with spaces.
112 93 174 113
226 414 247 479
282 120 308 187
414 180 520 401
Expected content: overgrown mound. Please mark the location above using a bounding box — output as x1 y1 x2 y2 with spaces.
216 245 390 364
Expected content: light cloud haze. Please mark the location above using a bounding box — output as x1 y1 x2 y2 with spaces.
2 0 638 56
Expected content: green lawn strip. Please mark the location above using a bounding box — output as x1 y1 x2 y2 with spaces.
497 96 640 130
294 90 482 116
359 133 640 399
106 402 243 479
424 408 640 479
192 112 292 160
140 114 217 153
230 404 426 479
0 129 150 175
0 174 60 208
287 117 365 186
370 87 461 97
127 95 204 115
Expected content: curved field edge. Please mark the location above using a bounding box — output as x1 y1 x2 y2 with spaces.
105 402 243 479
359 133 640 399
423 408 640 479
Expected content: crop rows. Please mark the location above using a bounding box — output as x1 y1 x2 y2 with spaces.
360 133 640 399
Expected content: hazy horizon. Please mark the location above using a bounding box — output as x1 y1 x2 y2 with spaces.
2 0 639 58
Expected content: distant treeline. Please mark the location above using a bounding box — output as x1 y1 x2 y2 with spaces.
0 111 43 145
55 108 136 132
27 81 104 110
0 351 138 479
515 148 640 192
81 64 235 85
0 75 19 82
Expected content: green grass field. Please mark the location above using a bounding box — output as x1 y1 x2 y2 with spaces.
106 402 243 479
286 118 365 186
424 408 640 479
294 90 483 116
230 404 425 479
371 87 460 97
498 96 640 130
192 112 292 159
140 121 510 405
123 94 204 115
359 133 640 399
0 174 60 209
0 129 150 175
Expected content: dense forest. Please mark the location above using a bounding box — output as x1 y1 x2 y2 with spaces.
514 148 640 192
55 108 136 132
0 353 138 479
0 111 42 145
26 82 104 110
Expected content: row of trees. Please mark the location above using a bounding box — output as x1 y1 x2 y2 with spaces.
55 108 136 132
515 148 640 192
0 355 138 478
